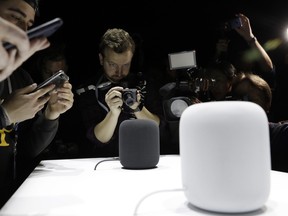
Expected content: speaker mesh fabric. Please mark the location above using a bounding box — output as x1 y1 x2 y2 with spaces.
119 119 160 169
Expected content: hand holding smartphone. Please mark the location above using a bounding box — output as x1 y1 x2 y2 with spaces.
227 17 242 30
3 17 63 50
33 70 69 92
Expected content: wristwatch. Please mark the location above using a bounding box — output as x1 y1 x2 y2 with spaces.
247 36 257 45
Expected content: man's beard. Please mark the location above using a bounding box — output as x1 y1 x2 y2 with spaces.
107 74 126 83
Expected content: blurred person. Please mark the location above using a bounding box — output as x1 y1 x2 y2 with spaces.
269 45 288 122
33 42 69 82
231 72 288 172
213 38 230 61
155 57 238 153
200 60 237 101
30 43 82 159
0 0 74 208
75 28 163 157
0 16 48 81
232 72 272 113
233 14 273 73
214 13 275 89
160 60 237 102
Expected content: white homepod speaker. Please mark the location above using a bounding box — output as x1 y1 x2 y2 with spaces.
179 101 271 213
119 119 160 169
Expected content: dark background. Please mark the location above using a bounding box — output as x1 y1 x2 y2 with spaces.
27 0 288 87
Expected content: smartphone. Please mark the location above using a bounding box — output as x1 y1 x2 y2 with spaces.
33 70 69 92
227 17 242 30
3 17 63 50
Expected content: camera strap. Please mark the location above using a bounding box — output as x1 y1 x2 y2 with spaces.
95 75 109 113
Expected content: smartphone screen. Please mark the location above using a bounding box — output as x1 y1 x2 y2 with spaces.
228 17 242 29
3 17 63 50
33 70 69 92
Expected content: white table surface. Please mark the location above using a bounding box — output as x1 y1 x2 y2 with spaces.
0 155 288 216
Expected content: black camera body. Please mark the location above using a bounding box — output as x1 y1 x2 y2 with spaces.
122 88 138 106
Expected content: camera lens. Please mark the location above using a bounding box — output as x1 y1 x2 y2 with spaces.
122 90 136 106
124 94 134 106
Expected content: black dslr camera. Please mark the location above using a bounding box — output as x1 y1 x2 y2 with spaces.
122 88 138 106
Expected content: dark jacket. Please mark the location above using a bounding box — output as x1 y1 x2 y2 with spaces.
269 122 288 173
0 68 58 208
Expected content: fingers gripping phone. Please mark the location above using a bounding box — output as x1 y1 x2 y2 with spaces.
227 17 242 30
3 17 63 50
33 70 69 92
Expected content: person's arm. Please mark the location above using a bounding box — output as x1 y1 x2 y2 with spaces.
15 111 59 185
1 83 54 124
247 37 274 72
235 13 273 72
0 17 50 81
133 106 160 125
1 80 73 157
94 86 123 143
94 110 119 143
17 112 59 158
128 84 161 125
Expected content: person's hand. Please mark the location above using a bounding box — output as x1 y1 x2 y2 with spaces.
128 89 142 110
44 82 74 120
105 86 123 116
234 13 254 41
1 83 55 124
0 17 50 81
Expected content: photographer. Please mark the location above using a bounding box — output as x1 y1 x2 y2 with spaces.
75 28 161 157
202 60 237 101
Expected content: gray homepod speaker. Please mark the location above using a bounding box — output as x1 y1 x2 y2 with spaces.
119 119 160 169
179 101 271 213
